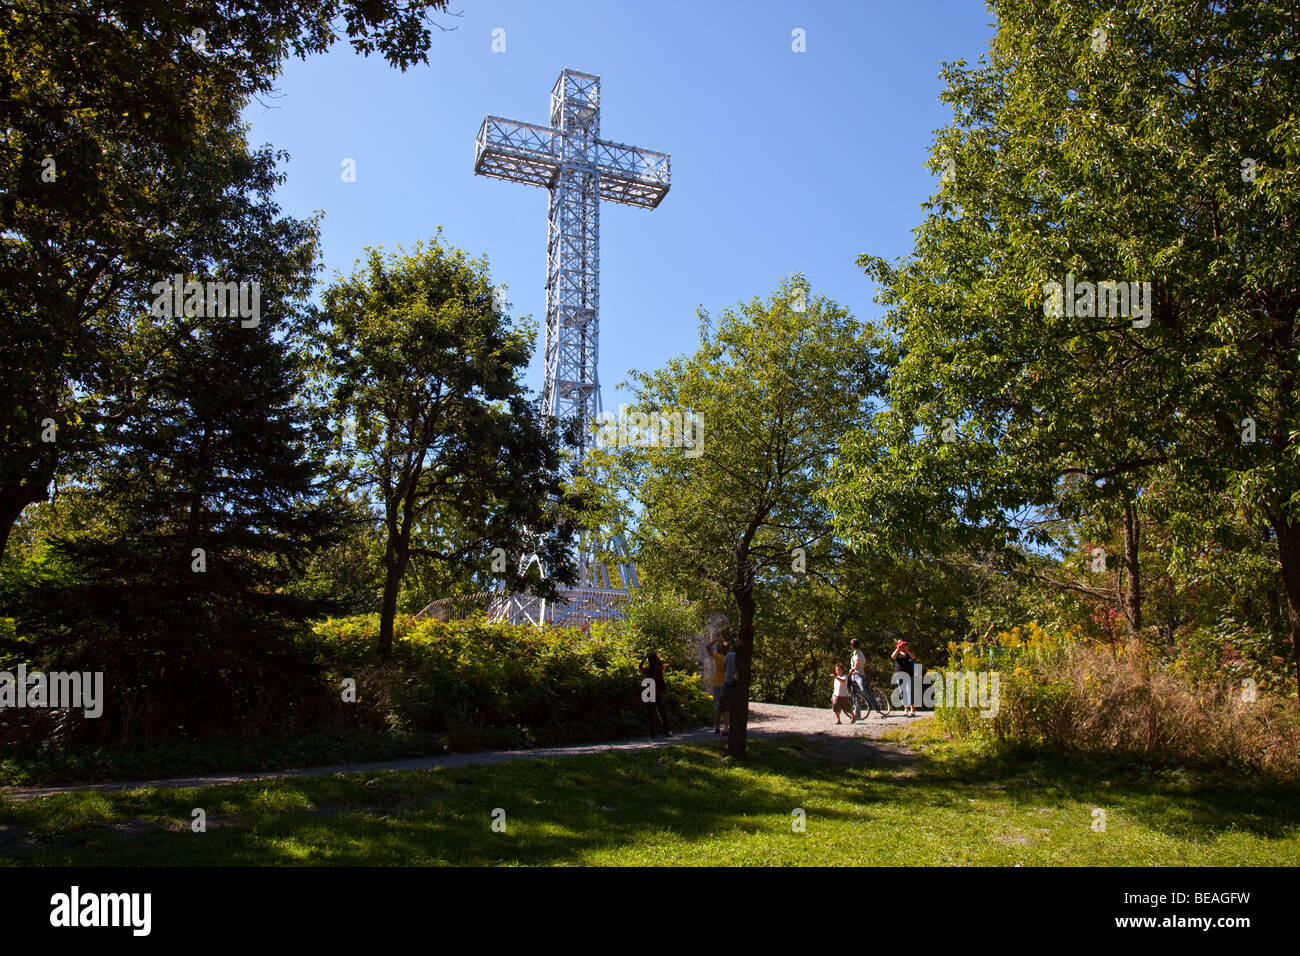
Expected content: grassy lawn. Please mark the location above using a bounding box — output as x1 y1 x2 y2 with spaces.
3 723 1298 866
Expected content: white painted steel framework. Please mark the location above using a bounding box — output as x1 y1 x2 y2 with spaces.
418 587 629 627
473 69 669 619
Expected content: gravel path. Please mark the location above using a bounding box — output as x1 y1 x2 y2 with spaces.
746 700 928 739
742 701 930 763
0 702 931 803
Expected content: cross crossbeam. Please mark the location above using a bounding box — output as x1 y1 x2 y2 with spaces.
475 117 671 209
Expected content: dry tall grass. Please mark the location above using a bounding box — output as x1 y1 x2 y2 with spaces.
936 626 1300 778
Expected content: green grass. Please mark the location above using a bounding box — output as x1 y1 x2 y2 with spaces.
3 723 1298 866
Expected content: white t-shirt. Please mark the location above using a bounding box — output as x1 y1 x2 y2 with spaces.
833 674 849 697
851 650 867 675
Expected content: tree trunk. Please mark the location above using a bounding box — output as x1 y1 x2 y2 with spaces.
0 480 51 566
1121 493 1142 634
726 586 757 759
1118 491 1153 747
378 543 408 658
1274 515 1300 707
379 469 420 657
1266 301 1299 705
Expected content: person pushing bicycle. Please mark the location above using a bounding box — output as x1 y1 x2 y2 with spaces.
848 638 870 720
848 637 892 719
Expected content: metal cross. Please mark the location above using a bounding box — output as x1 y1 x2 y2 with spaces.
475 69 670 590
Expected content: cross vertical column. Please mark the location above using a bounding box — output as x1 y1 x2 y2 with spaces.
547 71 603 587
545 71 601 463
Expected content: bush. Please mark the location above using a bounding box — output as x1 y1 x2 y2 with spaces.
934 623 1300 778
0 611 714 768
620 587 704 670
315 614 712 741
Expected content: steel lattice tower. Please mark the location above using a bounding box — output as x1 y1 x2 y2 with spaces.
474 70 670 593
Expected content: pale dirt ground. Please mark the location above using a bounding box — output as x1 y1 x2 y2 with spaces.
742 701 930 764
746 700 927 739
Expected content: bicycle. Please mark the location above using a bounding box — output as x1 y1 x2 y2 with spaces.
851 677 893 719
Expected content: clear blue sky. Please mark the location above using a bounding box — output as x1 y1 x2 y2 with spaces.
242 0 995 401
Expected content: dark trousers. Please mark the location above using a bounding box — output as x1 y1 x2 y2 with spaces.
646 698 670 736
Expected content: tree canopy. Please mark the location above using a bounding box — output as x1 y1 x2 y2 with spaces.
317 238 578 655
827 0 1300 699
590 276 878 756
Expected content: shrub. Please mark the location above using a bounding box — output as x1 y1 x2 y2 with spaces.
0 609 713 760
317 615 712 741
619 587 704 670
934 623 1300 778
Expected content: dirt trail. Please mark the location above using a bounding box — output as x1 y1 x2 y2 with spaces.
743 701 929 764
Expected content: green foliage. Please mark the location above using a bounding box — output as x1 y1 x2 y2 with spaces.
0 613 713 783
312 615 712 740
620 587 703 669
0 0 453 562
316 236 578 653
589 276 879 754
595 276 875 605
826 0 1300 698
282 494 387 617
751 555 978 706
0 107 346 744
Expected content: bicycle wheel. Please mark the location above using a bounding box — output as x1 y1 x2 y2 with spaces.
868 686 893 717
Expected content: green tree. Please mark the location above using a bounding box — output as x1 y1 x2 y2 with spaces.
283 490 387 617
0 0 453 561
752 552 980 706
623 586 704 670
317 238 578 656
593 277 876 757
4 159 339 740
829 0 1300 698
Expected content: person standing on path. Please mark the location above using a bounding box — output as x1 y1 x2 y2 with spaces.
832 663 856 724
891 639 918 717
848 638 871 720
706 635 730 734
639 651 671 737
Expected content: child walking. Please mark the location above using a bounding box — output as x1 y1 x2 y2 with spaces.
831 663 856 724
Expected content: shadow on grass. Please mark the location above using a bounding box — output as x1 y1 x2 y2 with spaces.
3 733 1299 865
908 741 1300 844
